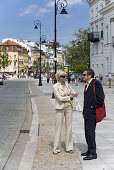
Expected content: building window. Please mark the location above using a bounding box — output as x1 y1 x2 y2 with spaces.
96 25 98 32
91 9 94 20
105 0 111 5
106 26 109 44
101 42 103 53
91 26 94 32
101 23 103 38
95 6 98 17
14 55 17 58
5 46 9 50
92 44 94 55
100 3 103 9
96 44 98 54
14 61 17 67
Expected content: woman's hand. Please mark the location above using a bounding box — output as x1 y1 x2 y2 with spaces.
73 93 78 97
70 93 78 100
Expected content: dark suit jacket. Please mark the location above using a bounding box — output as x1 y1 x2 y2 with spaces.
83 79 105 119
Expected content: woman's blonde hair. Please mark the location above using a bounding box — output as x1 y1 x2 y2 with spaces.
56 70 67 80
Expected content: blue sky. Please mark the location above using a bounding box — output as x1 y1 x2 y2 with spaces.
0 0 90 45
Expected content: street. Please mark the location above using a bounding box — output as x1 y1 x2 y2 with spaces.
0 79 32 170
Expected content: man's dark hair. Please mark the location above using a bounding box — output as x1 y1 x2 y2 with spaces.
85 68 95 78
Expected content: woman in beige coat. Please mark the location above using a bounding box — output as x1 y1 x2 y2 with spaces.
53 70 78 155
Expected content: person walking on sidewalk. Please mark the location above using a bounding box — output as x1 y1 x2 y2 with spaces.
108 72 112 88
53 70 78 155
81 68 105 160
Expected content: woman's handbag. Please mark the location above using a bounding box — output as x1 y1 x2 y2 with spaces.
68 84 82 111
106 81 110 86
93 80 106 123
72 98 82 111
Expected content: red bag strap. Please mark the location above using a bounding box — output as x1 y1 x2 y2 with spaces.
93 80 96 99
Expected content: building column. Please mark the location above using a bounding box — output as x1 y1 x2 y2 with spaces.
110 18 114 75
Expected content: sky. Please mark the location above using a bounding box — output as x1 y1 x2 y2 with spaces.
0 0 90 45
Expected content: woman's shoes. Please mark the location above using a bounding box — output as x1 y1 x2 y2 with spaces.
66 150 74 154
53 150 60 155
53 150 74 154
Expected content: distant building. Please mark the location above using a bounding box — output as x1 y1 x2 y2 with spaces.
41 41 65 72
0 40 28 76
2 38 65 74
87 0 114 79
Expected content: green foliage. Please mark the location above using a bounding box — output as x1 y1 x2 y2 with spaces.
63 28 90 72
42 62 51 73
33 60 39 74
75 64 88 74
0 52 11 69
57 63 63 70
33 60 51 74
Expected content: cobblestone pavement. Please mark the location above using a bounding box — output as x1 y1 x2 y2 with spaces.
29 81 82 170
0 79 30 170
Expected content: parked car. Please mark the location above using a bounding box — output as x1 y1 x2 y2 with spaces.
0 77 3 85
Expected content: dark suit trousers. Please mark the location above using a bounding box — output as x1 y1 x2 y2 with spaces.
84 119 96 154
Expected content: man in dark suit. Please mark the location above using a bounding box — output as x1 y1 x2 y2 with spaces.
82 68 105 160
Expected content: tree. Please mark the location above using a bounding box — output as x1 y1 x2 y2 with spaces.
42 62 51 73
33 59 40 74
64 28 90 72
75 64 88 74
0 52 11 77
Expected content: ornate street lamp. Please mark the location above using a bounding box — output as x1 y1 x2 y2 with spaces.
34 20 42 86
54 0 68 79
52 0 68 98
41 35 47 44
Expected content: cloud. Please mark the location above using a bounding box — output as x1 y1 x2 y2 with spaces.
19 4 51 17
47 2 54 7
47 0 83 8
36 8 51 16
68 0 84 6
19 5 38 16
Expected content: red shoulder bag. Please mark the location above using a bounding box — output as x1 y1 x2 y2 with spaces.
93 80 106 123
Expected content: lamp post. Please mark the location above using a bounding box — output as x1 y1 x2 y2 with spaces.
52 0 68 98
18 55 19 79
34 20 42 86
54 0 68 81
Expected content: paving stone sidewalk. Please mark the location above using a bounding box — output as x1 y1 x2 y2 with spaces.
30 81 82 170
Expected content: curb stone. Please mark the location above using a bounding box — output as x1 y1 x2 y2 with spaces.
18 84 39 170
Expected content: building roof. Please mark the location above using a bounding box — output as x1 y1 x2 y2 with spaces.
0 40 27 52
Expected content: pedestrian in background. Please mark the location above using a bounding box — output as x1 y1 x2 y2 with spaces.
71 74 75 83
108 72 112 88
82 68 105 160
68 73 71 84
51 73 55 83
75 74 78 86
53 70 78 155
98 74 103 84
47 74 50 83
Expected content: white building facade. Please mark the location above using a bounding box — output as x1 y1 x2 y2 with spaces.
87 0 114 79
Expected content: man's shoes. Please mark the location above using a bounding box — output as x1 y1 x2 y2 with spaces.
81 151 89 156
83 154 97 160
